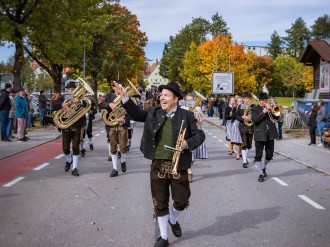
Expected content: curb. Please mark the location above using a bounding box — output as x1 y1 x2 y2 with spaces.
204 118 330 177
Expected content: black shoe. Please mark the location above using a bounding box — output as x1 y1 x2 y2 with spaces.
236 157 240 160
71 168 79 176
263 168 267 177
3 138 12 142
169 220 182 237
65 160 72 172
243 163 248 168
154 236 169 247
23 137 29 141
126 146 130 152
81 149 86 157
117 152 121 159
110 169 118 177
258 175 265 182
121 162 126 173
108 156 112 161
89 144 94 150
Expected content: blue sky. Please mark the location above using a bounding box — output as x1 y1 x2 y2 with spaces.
1 0 328 63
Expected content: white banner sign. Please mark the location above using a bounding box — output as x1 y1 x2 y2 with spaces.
212 72 234 94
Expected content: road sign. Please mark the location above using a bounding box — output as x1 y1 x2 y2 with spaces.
212 72 234 94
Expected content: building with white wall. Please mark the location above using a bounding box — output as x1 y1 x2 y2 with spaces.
145 59 168 89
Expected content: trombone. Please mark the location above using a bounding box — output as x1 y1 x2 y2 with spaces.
251 93 282 122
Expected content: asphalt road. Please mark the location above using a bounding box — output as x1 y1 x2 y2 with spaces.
0 120 329 247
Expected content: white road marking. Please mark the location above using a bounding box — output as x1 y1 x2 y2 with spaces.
272 177 288 186
204 130 208 132
224 144 228 147
95 134 100 137
212 136 217 138
54 154 65 159
3 177 25 187
254 165 257 168
33 163 50 171
208 133 212 135
298 195 325 210
101 131 105 133
218 139 223 142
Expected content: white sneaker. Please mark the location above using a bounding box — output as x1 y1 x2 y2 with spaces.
317 143 323 147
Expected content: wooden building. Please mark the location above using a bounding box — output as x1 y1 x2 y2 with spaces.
300 40 330 99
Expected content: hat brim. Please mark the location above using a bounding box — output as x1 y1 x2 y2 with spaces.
158 85 183 100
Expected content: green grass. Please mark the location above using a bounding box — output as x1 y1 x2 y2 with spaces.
274 97 296 108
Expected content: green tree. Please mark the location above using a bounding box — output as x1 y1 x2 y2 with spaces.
311 14 330 39
283 17 310 60
267 30 283 59
0 0 40 88
209 12 230 37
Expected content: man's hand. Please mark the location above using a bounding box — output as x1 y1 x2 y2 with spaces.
113 81 127 99
71 97 79 104
62 102 70 111
109 103 117 110
181 140 188 150
116 118 125 124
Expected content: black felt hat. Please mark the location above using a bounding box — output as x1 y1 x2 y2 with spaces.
5 83 12 89
158 82 183 100
242 92 251 98
65 80 77 89
258 92 269 99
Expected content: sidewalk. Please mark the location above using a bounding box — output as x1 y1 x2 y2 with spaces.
0 113 103 160
204 116 330 176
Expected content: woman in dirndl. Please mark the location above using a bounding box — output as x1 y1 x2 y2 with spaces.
231 97 243 160
225 97 236 155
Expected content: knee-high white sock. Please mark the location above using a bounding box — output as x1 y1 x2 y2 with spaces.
111 154 118 170
256 161 263 175
72 155 79 170
66 154 72 163
170 206 182 225
157 214 169 240
88 138 93 145
81 139 86 150
120 153 126 163
117 143 120 151
263 159 270 169
242 149 247 163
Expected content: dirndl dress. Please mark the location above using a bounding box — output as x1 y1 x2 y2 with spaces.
230 119 242 144
193 142 208 159
226 121 233 141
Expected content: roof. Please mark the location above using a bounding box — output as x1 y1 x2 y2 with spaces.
146 59 159 77
300 40 330 65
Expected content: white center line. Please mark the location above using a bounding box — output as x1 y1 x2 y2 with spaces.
208 133 212 135
298 195 325 210
218 139 223 142
224 144 228 147
54 154 65 159
204 130 208 132
33 163 50 171
3 177 25 187
272 177 288 186
95 134 100 137
212 136 217 138
101 131 105 133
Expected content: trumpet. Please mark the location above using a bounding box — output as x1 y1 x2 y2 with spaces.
164 120 186 177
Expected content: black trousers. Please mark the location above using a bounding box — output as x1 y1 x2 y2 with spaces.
254 139 274 162
308 126 316 144
150 160 190 217
62 126 82 155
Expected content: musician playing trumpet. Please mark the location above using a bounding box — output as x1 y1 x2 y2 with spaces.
251 92 279 182
116 81 205 247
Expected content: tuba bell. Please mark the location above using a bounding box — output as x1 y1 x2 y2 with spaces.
102 79 141 126
190 92 206 124
53 78 94 129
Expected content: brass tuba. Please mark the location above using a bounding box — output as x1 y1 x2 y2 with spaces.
53 78 94 129
243 96 256 126
190 92 206 124
102 79 141 126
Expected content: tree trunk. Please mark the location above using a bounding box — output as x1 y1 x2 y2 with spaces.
90 72 98 107
51 64 64 93
13 29 24 89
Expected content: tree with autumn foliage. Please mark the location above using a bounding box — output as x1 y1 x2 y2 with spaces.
180 35 255 95
274 55 312 98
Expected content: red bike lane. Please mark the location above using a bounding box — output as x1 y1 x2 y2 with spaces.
0 138 62 186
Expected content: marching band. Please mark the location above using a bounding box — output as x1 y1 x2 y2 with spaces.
51 78 282 246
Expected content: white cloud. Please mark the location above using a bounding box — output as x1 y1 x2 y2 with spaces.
121 0 329 42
